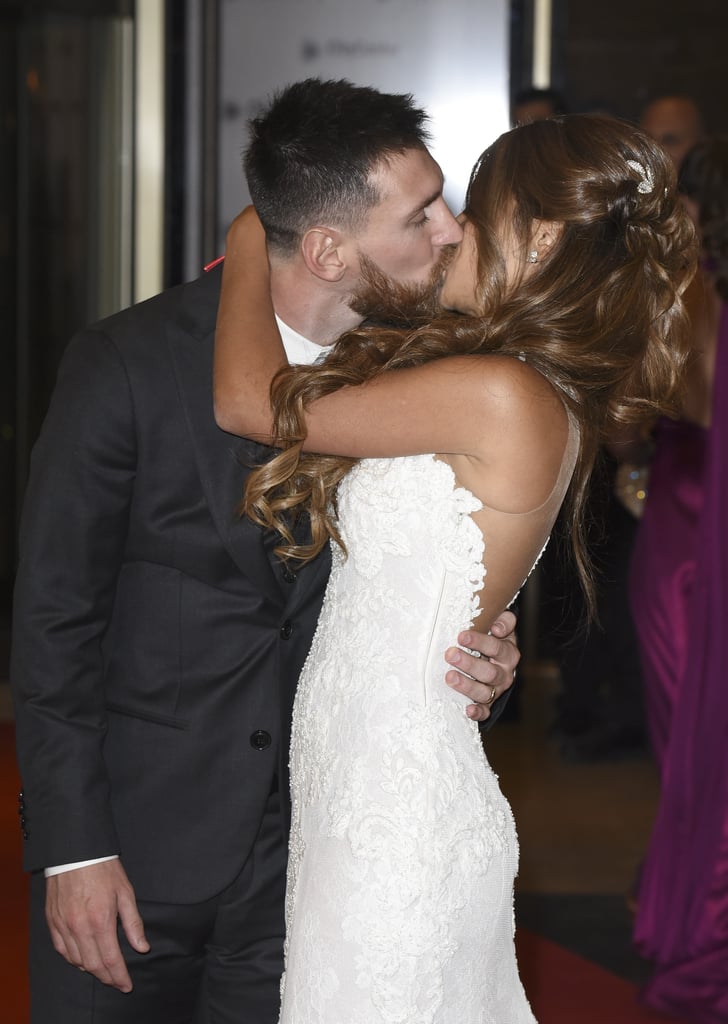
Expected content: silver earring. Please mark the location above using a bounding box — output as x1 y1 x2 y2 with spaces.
527 250 538 264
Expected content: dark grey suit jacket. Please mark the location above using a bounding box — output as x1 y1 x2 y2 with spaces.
11 265 330 904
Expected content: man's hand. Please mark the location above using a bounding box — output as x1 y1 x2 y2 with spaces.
445 610 520 722
45 859 149 992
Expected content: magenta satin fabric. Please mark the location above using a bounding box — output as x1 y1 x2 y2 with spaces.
630 306 728 1023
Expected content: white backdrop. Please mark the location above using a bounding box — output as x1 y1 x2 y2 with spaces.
217 0 509 247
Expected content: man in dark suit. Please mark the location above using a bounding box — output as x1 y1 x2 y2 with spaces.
11 79 519 1023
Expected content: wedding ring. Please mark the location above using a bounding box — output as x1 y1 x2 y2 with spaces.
486 685 497 705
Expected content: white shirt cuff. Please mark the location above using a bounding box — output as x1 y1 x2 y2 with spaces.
44 855 119 877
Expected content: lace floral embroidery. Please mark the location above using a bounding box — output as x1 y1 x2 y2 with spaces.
279 456 535 1024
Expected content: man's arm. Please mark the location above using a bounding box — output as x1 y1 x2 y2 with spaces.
11 330 147 988
45 860 148 992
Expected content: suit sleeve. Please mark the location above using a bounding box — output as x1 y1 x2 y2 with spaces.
11 329 137 871
479 688 513 732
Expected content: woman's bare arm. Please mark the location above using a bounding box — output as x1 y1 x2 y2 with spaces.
213 207 287 438
213 208 491 457
210 212 565 471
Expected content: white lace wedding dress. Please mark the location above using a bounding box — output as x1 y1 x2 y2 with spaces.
279 454 545 1024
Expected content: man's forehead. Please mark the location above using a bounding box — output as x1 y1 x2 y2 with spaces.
369 148 444 206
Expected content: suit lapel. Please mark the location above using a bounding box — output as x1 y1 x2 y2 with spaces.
168 274 283 606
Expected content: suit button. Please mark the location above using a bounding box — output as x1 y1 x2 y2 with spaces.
22 831 30 840
281 565 297 584
280 620 293 639
250 730 272 751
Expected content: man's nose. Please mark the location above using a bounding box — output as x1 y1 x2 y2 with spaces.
434 204 464 246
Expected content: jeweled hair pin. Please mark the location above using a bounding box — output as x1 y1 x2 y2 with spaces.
625 159 655 195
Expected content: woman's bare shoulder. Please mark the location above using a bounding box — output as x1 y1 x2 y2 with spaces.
438 353 567 435
444 353 570 513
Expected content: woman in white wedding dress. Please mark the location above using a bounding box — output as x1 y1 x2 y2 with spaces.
214 115 695 1022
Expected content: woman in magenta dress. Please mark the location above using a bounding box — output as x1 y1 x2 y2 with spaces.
630 136 728 1024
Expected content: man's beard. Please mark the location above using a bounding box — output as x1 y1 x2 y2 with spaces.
348 248 454 326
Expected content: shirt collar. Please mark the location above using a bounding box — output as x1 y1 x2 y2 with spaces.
276 315 330 366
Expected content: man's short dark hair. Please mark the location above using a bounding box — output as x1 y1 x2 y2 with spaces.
244 78 431 255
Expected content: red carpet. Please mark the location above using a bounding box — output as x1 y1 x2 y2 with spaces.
516 928 685 1023
1 721 684 1023
1 722 29 1023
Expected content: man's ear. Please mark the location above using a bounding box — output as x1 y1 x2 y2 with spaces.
301 227 348 282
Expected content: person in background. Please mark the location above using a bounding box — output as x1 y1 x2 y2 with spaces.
565 92 711 763
511 85 568 127
10 78 519 1024
512 87 646 759
639 94 705 169
630 136 728 1024
545 451 649 760
540 92 705 762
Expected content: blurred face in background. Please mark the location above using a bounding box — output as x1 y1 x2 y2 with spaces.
640 97 703 169
512 98 558 127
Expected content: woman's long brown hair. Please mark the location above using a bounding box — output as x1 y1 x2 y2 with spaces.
242 115 697 612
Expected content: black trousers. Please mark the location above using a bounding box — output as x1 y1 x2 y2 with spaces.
28 785 286 1024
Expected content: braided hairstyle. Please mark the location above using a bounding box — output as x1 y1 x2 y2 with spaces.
243 114 697 605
